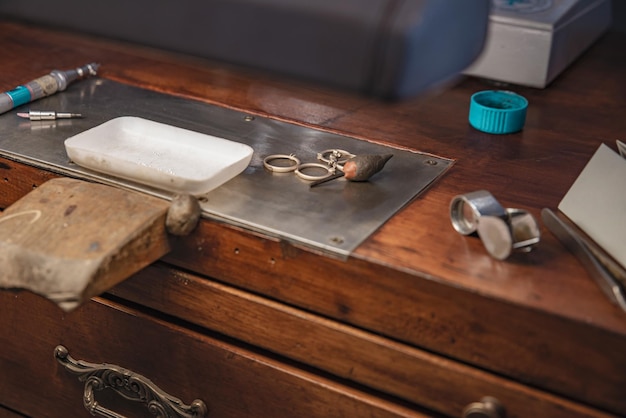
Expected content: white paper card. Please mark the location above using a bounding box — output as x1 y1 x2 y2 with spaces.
617 139 626 157
558 143 626 269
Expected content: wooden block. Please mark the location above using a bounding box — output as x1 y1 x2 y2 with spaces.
0 178 170 311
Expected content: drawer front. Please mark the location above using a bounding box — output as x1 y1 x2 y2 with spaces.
0 291 425 418
111 264 617 418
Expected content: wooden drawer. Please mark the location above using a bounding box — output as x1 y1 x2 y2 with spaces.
109 263 615 418
0 291 425 418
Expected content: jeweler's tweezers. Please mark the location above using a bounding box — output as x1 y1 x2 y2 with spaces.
309 172 344 187
542 208 626 312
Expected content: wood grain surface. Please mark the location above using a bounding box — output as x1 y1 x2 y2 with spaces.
1 19 625 417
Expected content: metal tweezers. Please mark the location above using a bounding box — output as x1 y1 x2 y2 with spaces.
542 208 626 312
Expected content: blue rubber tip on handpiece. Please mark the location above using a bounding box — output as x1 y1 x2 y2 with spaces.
469 90 528 134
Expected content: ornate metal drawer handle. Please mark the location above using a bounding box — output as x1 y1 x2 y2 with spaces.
54 345 208 418
463 396 505 418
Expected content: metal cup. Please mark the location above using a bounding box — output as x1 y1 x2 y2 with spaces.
450 190 507 235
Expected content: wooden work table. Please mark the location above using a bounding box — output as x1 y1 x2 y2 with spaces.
1 20 625 418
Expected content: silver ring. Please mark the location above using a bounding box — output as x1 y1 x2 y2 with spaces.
263 154 301 173
295 163 333 181
317 149 355 168
450 190 507 235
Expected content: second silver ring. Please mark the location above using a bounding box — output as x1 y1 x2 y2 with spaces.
295 163 334 181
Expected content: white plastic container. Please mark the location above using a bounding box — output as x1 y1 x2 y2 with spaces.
64 116 254 195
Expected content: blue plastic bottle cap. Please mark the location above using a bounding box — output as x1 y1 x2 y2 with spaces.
469 90 528 134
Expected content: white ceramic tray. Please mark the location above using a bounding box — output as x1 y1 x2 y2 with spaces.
64 116 254 195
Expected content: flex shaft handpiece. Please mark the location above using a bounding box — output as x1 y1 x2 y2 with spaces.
0 62 100 115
